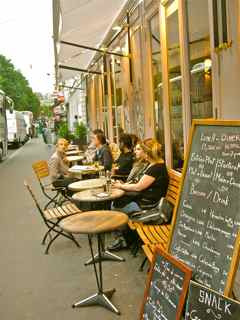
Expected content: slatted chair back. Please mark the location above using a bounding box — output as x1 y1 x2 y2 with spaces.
24 180 46 221
165 169 182 206
32 160 50 185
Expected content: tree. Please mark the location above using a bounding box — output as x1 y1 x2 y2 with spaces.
0 54 40 116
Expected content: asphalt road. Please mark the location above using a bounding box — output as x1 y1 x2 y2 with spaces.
0 138 145 320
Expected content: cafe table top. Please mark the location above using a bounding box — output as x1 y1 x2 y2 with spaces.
66 155 84 162
65 150 81 156
60 210 129 235
72 187 125 203
67 144 79 151
68 178 107 192
68 164 104 175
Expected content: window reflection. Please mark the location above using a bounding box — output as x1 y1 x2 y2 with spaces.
149 13 165 148
166 9 184 170
187 0 213 120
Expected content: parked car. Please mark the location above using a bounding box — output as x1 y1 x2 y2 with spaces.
6 110 27 147
0 90 14 160
21 111 33 138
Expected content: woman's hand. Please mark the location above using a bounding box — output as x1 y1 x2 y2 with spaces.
63 157 69 165
113 180 123 189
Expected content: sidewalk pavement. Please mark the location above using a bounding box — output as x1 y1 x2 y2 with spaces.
0 138 146 320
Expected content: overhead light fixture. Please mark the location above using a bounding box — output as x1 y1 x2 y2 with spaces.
114 46 121 52
204 58 212 73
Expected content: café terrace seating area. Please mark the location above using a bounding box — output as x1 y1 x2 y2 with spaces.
25 124 240 319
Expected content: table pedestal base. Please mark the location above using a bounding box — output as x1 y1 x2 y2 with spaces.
84 250 125 266
73 234 120 315
72 289 120 314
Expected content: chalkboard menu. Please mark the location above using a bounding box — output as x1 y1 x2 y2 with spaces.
185 281 240 320
140 247 192 320
169 120 240 295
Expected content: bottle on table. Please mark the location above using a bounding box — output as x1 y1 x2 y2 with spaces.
106 170 112 193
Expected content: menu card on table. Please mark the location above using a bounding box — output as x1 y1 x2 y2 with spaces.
168 120 240 295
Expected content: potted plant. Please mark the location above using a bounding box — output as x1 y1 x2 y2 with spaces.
57 121 74 142
74 122 87 148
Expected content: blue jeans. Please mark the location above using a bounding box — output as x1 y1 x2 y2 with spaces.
111 201 141 216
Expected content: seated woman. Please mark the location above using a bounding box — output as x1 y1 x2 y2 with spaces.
92 131 113 171
108 138 169 251
112 134 134 178
48 138 78 189
126 141 149 184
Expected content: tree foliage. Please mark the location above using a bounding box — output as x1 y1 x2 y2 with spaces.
0 54 40 116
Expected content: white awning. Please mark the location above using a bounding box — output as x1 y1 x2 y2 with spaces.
53 0 128 82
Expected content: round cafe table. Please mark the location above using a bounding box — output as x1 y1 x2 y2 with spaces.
68 164 104 177
66 155 84 166
65 150 81 156
60 211 129 315
72 187 124 203
72 187 125 266
68 178 106 192
67 144 79 151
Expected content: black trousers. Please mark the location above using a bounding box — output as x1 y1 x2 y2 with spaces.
52 177 78 196
52 177 78 188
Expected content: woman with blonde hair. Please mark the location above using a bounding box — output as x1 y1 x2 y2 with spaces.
109 138 169 251
48 138 77 189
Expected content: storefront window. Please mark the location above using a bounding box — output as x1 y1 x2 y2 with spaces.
131 28 145 139
149 13 165 147
166 7 184 169
110 55 123 142
187 0 213 120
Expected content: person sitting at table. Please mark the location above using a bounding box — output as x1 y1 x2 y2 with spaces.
85 129 105 163
112 134 134 178
130 134 139 150
126 141 149 184
48 138 78 189
108 138 169 251
92 131 113 171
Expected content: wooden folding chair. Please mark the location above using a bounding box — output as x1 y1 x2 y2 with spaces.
32 160 66 209
24 180 81 254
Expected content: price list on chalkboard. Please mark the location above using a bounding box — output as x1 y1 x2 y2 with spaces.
140 249 191 320
170 123 240 294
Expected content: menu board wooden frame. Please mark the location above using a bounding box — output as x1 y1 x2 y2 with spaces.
167 119 240 296
139 246 192 320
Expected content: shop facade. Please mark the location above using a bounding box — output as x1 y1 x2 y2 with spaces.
54 0 240 170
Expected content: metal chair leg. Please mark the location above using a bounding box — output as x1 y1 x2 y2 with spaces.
45 233 60 254
42 229 52 245
139 257 148 272
44 224 80 254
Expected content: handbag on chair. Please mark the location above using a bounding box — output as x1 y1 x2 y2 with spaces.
130 197 173 225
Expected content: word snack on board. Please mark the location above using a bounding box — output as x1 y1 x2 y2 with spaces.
185 281 240 320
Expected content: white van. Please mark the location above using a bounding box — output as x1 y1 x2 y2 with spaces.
21 111 33 138
6 110 27 146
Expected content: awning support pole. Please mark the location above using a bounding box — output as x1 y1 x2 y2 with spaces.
58 64 102 75
126 12 133 83
60 40 128 58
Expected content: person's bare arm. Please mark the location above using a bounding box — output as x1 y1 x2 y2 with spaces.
114 174 155 192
